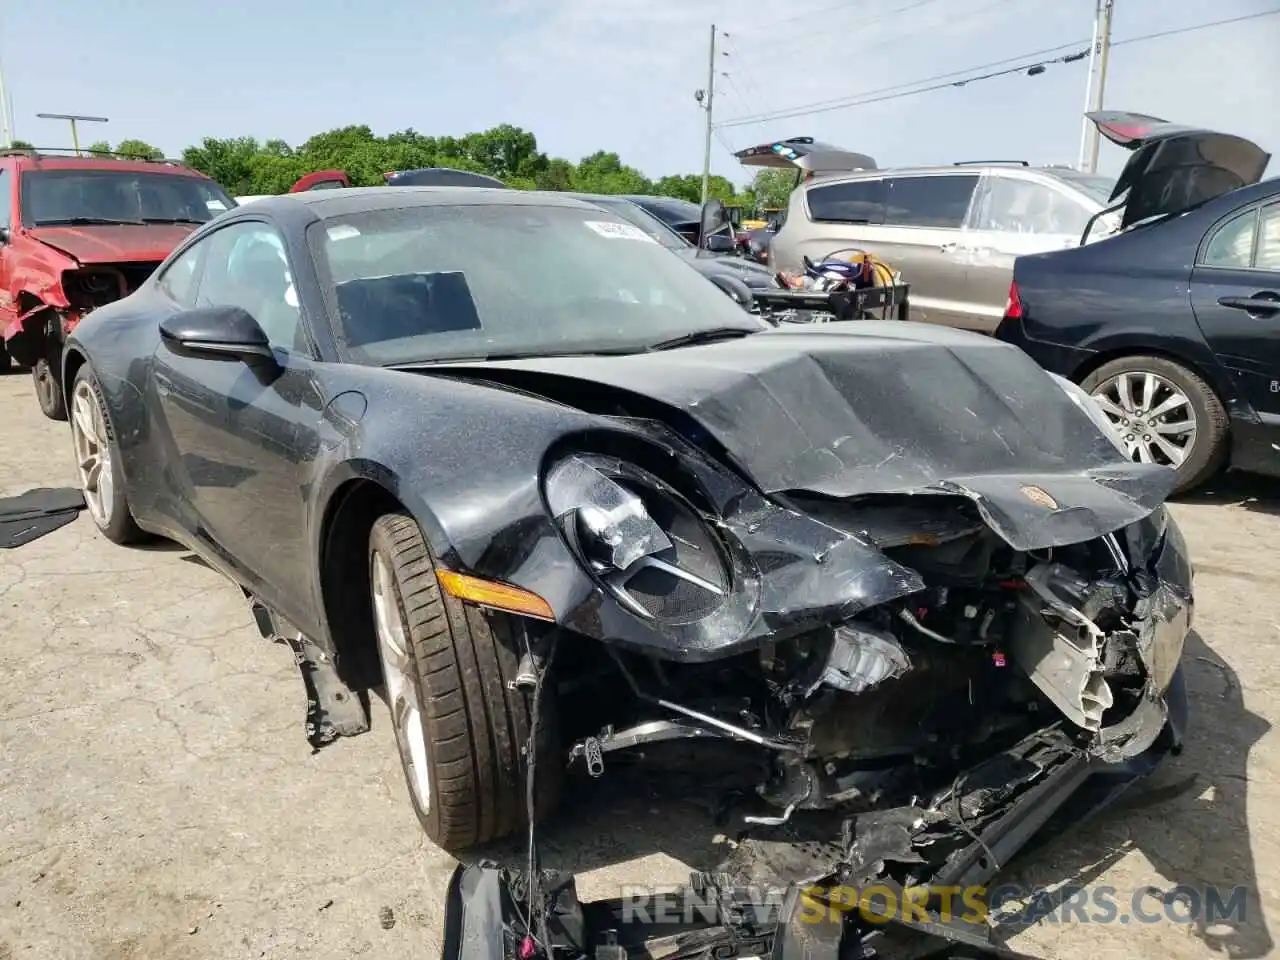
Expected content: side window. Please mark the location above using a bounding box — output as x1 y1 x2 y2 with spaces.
1200 209 1257 269
156 243 204 307
1255 204 1280 272
196 222 305 351
806 179 886 224
884 175 978 229
974 177 1092 236
0 169 10 227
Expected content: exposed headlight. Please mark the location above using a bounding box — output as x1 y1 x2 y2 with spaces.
1051 374 1129 456
544 453 731 623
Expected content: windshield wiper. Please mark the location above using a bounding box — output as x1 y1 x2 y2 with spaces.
140 217 207 224
646 327 759 352
34 216 145 226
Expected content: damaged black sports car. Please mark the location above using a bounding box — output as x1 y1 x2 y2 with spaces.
60 188 1191 882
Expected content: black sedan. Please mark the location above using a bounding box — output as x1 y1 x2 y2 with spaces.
997 111 1278 494
63 187 1190 872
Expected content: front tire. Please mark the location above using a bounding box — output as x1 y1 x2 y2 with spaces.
1080 355 1228 495
69 364 146 544
34 337 67 420
368 512 561 850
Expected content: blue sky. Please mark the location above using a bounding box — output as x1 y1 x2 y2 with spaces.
2 0 1277 186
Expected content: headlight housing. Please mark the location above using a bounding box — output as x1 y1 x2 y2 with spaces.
544 453 732 624
1051 373 1129 456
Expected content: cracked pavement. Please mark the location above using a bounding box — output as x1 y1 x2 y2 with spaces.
1 370 1278 959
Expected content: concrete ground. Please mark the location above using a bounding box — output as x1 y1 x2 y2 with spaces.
0 368 1277 960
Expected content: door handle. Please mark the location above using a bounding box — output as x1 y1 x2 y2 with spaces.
1218 294 1280 316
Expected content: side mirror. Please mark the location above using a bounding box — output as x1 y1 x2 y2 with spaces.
707 273 753 309
159 306 275 362
699 198 730 244
704 233 736 254
0 225 10 244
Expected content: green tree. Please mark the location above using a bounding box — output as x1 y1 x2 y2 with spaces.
115 139 164 160
182 137 271 195
535 158 576 192
573 151 651 195
86 140 112 155
168 122 743 205
748 169 795 211
10 139 34 150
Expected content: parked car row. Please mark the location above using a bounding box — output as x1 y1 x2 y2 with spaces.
743 114 1278 494
4 116 1277 495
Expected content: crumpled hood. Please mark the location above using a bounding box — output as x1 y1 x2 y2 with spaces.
26 223 196 265
443 322 1177 550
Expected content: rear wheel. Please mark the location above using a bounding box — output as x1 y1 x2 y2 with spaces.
33 336 66 420
1080 355 1228 494
368 512 561 850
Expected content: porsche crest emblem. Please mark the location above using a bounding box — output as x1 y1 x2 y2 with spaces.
1020 485 1059 510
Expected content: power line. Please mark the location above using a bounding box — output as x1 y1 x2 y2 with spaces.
715 41 1089 128
714 8 1280 130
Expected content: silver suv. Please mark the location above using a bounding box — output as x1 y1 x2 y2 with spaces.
757 151 1117 333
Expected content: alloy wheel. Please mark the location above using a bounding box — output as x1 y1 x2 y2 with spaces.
370 552 432 812
70 379 115 528
1090 370 1197 467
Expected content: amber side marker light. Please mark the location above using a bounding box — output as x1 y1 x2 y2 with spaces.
435 570 556 621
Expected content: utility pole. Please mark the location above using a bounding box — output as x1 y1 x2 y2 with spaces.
1077 0 1115 172
699 23 717 204
36 112 108 155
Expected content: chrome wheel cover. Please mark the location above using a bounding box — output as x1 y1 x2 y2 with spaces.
70 379 115 528
371 552 431 812
1090 371 1197 468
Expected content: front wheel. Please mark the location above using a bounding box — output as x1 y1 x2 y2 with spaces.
368 512 561 850
69 364 146 544
1080 355 1228 495
33 337 66 420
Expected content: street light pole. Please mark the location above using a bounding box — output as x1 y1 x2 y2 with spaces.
36 112 109 155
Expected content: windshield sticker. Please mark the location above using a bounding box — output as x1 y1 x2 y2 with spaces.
585 220 657 243
327 224 361 241
206 200 228 211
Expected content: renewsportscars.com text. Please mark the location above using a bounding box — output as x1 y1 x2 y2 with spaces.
616 883 1249 927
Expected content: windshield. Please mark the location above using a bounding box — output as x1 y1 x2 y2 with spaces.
313 202 764 365
630 195 702 226
581 197 691 251
20 169 234 226
1047 170 1118 206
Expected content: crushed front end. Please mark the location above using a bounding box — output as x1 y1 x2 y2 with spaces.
535 410 1190 919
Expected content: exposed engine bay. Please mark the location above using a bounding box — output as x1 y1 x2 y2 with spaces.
497 488 1189 959
555 489 1188 822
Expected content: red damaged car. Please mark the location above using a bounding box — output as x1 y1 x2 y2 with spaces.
0 149 235 418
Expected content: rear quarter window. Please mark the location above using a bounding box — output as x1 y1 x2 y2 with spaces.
806 179 886 224
1200 208 1257 268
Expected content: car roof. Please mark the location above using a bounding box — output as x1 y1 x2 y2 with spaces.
249 186 609 220
0 150 207 178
